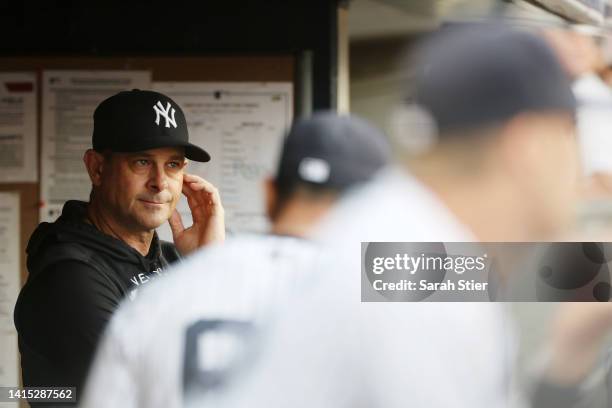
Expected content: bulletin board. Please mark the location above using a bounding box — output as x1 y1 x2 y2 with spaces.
0 55 294 287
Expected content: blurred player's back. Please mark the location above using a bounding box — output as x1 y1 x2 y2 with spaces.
81 234 320 408
191 168 514 408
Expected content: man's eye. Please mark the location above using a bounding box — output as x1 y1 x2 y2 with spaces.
168 161 182 169
135 159 150 166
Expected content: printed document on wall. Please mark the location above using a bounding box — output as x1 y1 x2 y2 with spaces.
40 71 151 222
0 192 20 390
153 82 293 237
0 73 37 183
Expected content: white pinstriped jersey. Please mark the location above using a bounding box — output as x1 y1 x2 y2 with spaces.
80 234 320 408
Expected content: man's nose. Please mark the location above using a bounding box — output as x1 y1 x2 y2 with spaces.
147 163 169 192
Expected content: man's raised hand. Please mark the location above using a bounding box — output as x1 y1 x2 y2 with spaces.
168 173 225 255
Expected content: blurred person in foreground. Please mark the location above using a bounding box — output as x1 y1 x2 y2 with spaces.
79 112 391 408
195 24 612 408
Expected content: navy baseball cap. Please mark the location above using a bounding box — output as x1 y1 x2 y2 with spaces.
275 112 391 190
92 89 210 162
412 24 576 133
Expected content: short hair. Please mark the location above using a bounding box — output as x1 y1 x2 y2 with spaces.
270 180 340 221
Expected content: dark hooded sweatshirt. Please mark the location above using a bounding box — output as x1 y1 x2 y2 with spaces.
14 200 180 404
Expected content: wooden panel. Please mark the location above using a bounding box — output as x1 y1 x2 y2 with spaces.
0 56 294 81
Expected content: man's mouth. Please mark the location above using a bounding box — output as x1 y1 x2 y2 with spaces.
139 199 166 205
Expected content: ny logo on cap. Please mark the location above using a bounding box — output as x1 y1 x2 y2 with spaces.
153 101 177 128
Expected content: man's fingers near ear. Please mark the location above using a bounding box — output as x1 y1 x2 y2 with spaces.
182 174 222 207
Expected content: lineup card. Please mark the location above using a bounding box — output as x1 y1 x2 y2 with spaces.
0 73 37 183
0 192 19 395
154 82 293 238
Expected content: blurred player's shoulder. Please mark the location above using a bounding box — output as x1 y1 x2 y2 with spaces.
316 166 475 245
107 233 322 337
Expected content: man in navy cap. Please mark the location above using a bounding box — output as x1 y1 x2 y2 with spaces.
14 90 225 403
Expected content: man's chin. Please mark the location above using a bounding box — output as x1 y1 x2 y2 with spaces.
134 213 172 231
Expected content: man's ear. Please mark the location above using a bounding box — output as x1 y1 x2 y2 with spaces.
264 178 279 222
83 149 107 187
